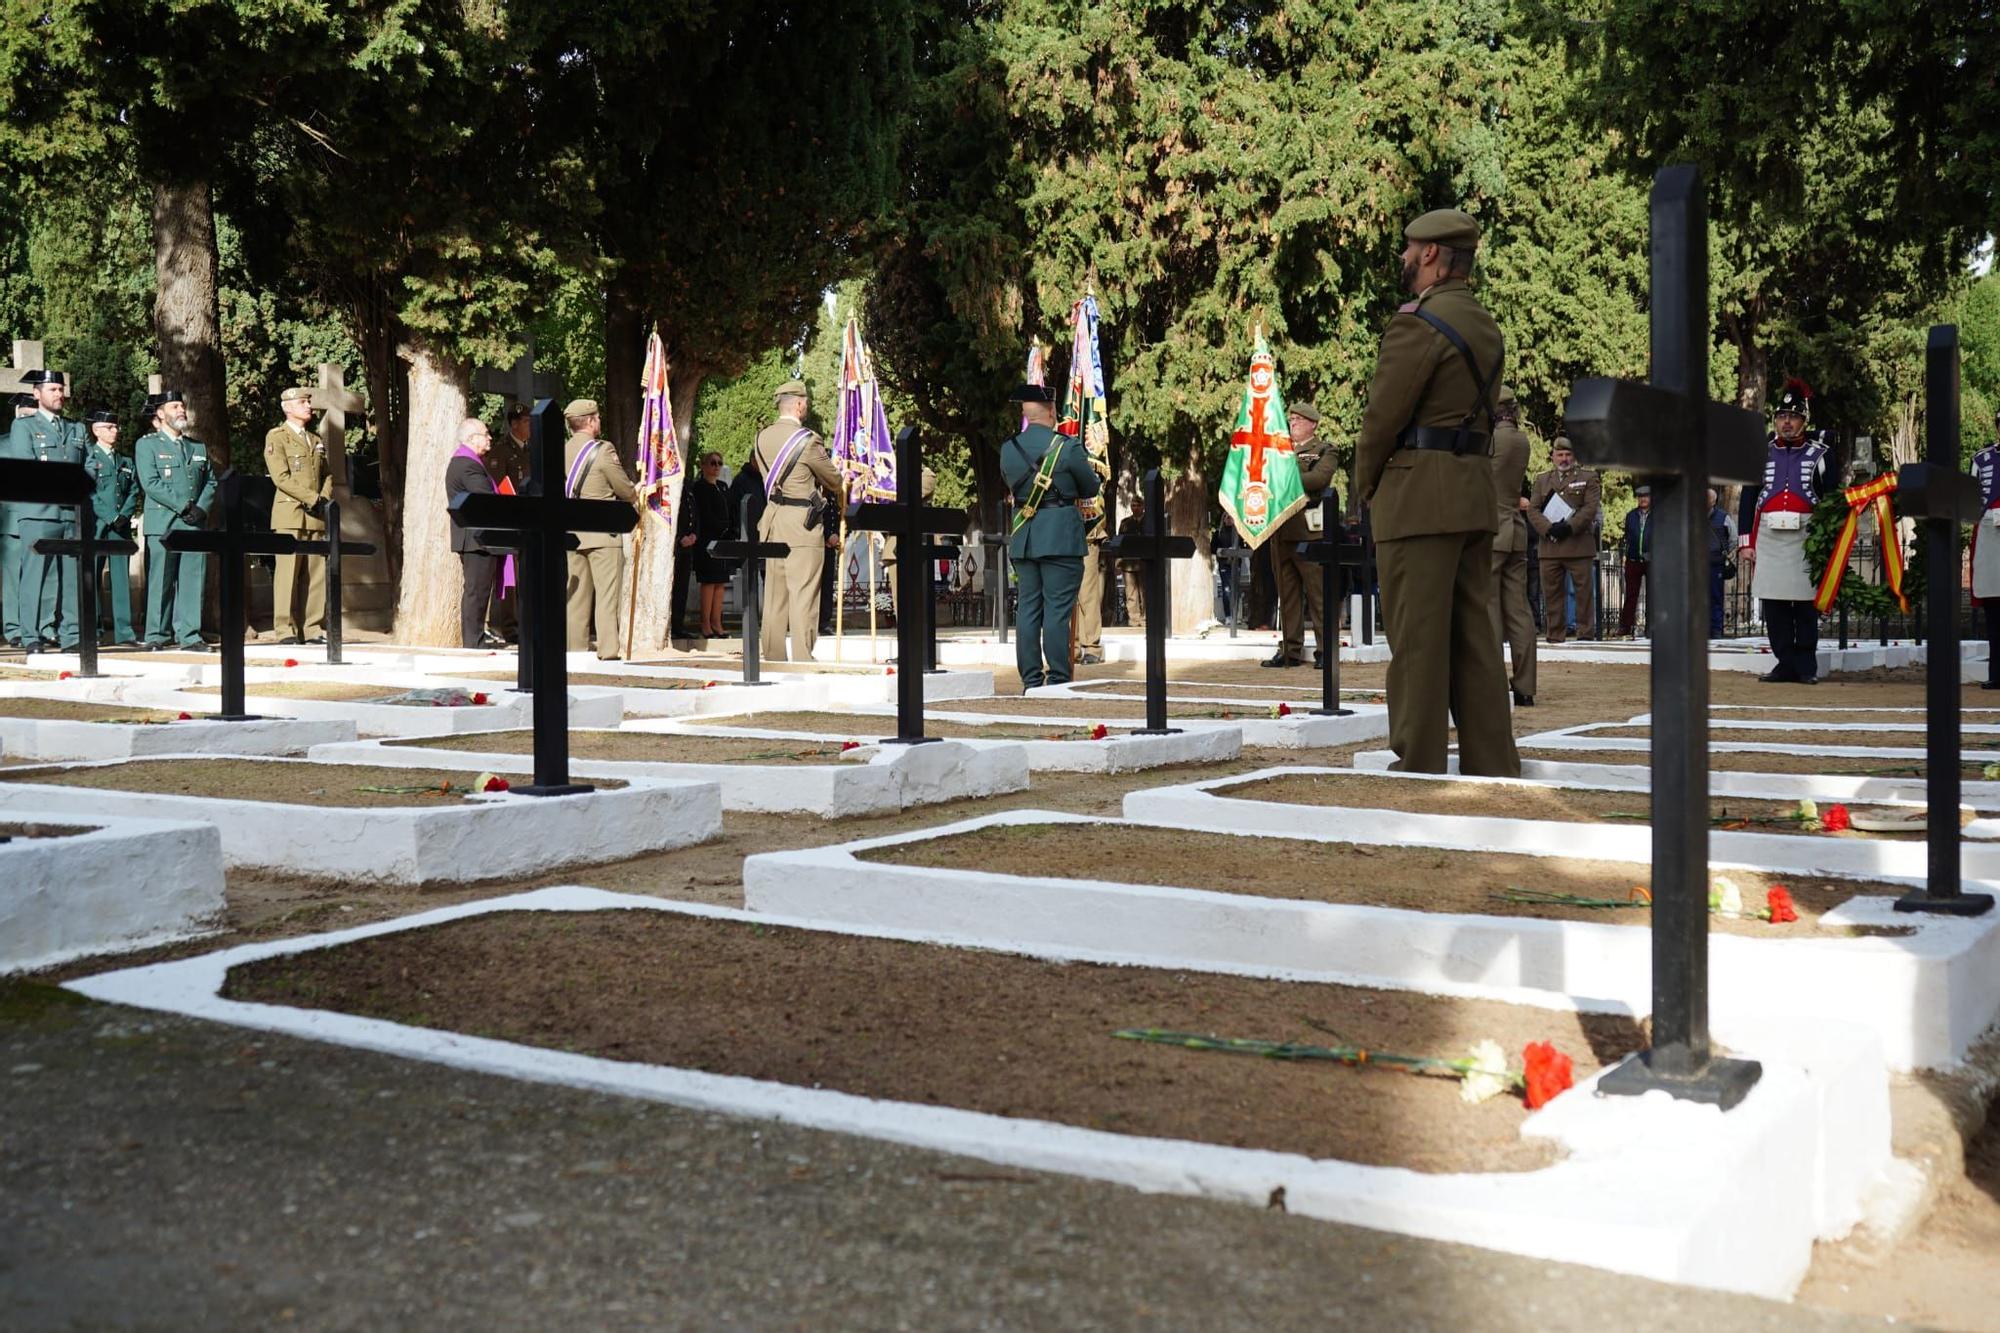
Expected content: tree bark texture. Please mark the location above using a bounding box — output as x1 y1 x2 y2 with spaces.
1165 466 1214 635
151 179 230 470
392 335 470 645
604 283 645 469
358 303 407 584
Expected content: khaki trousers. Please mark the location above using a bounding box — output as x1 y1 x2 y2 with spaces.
1379 530 1520 776
759 505 824 662
566 544 625 658
1074 542 1104 651
272 526 326 639
1490 547 1536 697
1538 554 1594 642
1121 567 1146 626
1272 536 1327 659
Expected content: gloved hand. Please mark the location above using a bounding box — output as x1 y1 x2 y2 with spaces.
180 504 206 527
1547 520 1572 542
112 517 132 538
309 497 328 519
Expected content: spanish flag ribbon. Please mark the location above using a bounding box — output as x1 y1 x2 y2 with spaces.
1814 472 1907 613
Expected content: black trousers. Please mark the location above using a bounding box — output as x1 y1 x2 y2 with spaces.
1763 598 1819 680
1986 604 2000 684
459 551 498 648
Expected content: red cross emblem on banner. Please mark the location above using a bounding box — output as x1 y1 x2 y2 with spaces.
1231 357 1292 482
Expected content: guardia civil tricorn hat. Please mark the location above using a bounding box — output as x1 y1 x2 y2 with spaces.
1773 377 1813 420
21 369 64 386
1007 383 1055 404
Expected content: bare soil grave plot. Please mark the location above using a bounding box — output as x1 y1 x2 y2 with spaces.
1228 770 1943 840
0 757 593 807
1590 725 2000 751
859 822 1890 937
392 730 875 765
1067 680 1388 705
218 905 1636 1173
458 670 712 692
0 818 92 839
948 696 1301 721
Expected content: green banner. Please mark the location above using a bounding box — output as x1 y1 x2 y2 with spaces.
1215 328 1304 550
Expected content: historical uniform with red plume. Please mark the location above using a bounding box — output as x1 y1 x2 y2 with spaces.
1737 378 1832 683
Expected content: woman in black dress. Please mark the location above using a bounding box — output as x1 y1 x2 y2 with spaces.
686 451 734 637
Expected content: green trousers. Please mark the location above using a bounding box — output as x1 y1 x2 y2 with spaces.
1378 529 1520 776
1013 554 1082 689
95 549 136 642
16 516 78 647
144 537 207 647
0 503 18 641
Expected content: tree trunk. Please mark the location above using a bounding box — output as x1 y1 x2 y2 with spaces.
622 358 706 660
1165 464 1214 635
1733 330 1769 413
392 335 469 645
604 281 645 468
358 301 407 583
151 178 229 470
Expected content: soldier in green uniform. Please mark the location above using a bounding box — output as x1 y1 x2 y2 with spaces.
1263 400 1341 668
1354 209 1520 776
83 409 140 645
0 391 37 647
265 386 332 644
1000 383 1101 690
10 369 87 651
135 388 218 651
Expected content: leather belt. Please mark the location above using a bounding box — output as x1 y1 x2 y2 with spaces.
1397 425 1491 456
768 494 814 507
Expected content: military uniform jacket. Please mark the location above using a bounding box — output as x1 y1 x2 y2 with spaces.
1489 423 1531 555
1527 466 1601 559
265 423 331 534
1273 434 1341 543
563 435 638 551
1354 278 1504 542
9 412 87 526
1000 424 1099 560
85 446 140 538
135 430 218 534
488 432 530 491
753 417 841 502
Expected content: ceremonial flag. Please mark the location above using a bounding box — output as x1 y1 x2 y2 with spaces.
833 316 897 503
635 331 682 525
1022 339 1048 431
1058 293 1110 538
1216 328 1305 550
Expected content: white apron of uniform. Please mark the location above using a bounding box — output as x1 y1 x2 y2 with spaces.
1751 521 1815 601
1973 512 2000 599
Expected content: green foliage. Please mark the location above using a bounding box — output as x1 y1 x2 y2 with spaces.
693 349 799 469
1805 492 1923 618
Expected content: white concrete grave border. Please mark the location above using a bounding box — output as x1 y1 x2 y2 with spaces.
3 811 224 974
924 703 1386 750
1517 720 2000 764
1348 748 2000 812
744 808 2000 1074
0 715 355 762
303 732 1028 818
65 886 1888 1301
623 714 1237 774
0 756 720 887
117 684 624 738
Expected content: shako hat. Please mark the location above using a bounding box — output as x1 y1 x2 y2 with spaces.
1773 377 1813 420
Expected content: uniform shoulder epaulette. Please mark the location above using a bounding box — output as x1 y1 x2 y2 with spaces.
1396 300 1420 314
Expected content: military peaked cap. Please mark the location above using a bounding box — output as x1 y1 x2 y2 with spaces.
279 386 314 404
1007 383 1054 404
773 379 809 399
1635 485 1651 496
563 398 600 418
1290 401 1321 425
1404 208 1481 250
1552 435 1575 453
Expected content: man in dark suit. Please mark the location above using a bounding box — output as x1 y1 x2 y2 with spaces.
445 418 502 648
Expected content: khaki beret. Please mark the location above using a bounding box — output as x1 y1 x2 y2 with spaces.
1552 435 1575 453
773 379 809 399
1496 384 1517 408
1404 208 1480 250
564 398 600 418
1289 401 1321 425
280 386 314 404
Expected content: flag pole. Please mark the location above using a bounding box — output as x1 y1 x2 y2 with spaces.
625 335 656 659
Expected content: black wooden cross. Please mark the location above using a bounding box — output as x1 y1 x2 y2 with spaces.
450 398 636 795
1563 164 1769 1110
162 473 298 720
1101 468 1195 734
708 494 788 686
848 425 964 744
1893 327 1993 916
915 533 962 673
1296 495 1365 716
288 497 377 667
1 458 132 679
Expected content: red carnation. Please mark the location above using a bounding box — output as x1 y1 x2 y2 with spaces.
1275 702 1292 717
702 680 720 689
886 666 896 676
840 740 860 751
1090 723 1109 740
176 711 192 721
471 692 489 705
1822 804 1851 833
58 670 72 680
283 658 299 668
1766 886 1799 924
1521 1041 1574 1109
480 775 510 793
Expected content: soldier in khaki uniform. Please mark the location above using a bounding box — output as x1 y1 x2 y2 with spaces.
1526 437 1602 643
1263 400 1341 668
1072 455 1112 664
1354 208 1520 777
754 380 842 662
1488 386 1536 705
264 387 332 644
561 398 638 659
